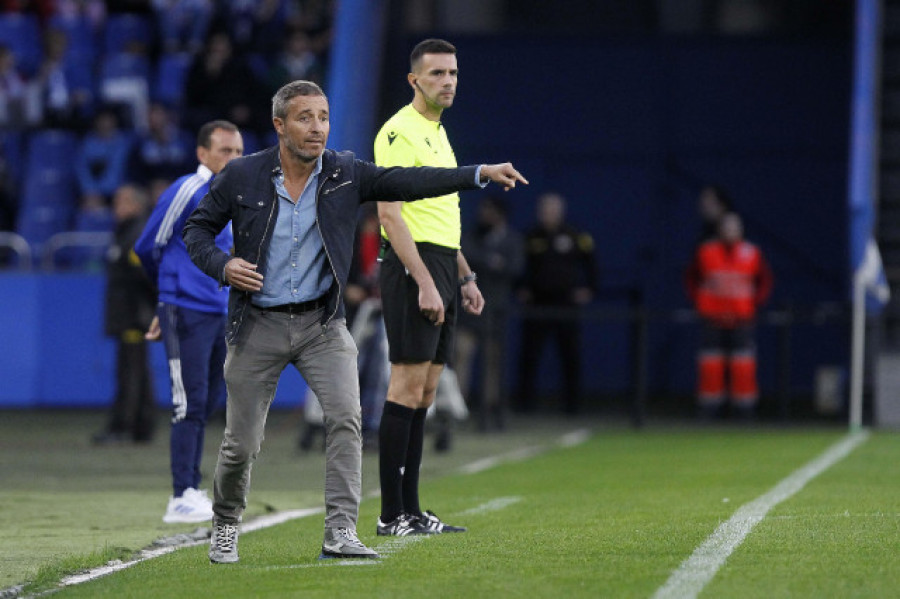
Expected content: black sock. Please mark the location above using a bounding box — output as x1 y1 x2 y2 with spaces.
379 401 415 521
402 407 428 517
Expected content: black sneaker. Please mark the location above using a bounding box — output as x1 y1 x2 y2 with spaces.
413 510 467 533
376 513 432 536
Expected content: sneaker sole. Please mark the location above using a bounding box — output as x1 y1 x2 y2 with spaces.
209 555 239 564
164 513 214 524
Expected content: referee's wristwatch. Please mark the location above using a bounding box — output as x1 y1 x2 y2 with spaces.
459 271 477 286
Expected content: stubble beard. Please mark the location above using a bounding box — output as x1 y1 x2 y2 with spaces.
284 136 320 163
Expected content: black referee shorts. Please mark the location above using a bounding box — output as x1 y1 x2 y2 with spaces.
379 241 458 364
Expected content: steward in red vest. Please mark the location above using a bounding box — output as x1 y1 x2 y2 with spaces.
684 213 773 419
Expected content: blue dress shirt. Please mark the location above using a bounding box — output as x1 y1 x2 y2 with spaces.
253 156 334 307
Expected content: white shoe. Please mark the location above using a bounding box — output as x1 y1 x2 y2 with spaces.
183 488 213 512
163 488 214 524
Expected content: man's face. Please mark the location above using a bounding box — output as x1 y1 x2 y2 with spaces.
719 214 743 243
274 94 330 162
411 52 458 111
198 128 244 174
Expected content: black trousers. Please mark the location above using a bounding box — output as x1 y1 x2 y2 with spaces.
107 336 156 440
516 316 581 414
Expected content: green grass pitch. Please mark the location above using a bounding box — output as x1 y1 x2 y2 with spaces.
1 411 898 598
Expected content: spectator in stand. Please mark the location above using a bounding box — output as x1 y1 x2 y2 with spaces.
266 28 324 96
685 212 773 421
53 0 107 28
152 0 213 55
29 28 93 130
216 0 284 54
92 183 157 444
454 195 523 430
184 31 265 135
515 192 598 415
0 44 26 129
129 102 194 188
76 106 133 205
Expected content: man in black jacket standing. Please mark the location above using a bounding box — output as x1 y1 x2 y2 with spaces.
183 80 526 564
93 184 157 445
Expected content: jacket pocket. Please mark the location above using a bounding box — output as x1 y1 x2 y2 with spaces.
234 192 266 240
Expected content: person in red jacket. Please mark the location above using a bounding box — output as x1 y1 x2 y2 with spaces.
685 212 773 420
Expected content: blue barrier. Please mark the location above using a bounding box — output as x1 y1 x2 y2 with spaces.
0 273 308 409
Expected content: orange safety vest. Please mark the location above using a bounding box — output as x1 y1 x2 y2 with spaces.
692 240 765 321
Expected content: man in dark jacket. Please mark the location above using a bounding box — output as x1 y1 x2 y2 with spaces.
516 192 598 415
93 184 157 444
183 80 526 564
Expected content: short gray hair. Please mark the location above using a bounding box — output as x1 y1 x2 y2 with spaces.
272 80 327 120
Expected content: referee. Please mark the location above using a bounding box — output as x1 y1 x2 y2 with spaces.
374 39 526 536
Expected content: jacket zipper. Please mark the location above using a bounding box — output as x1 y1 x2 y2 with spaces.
316 170 341 328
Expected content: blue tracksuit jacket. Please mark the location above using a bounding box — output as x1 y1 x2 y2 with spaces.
135 164 232 313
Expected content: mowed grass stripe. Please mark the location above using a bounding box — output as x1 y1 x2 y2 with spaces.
47 430 882 599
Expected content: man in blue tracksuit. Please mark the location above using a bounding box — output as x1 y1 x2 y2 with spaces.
135 120 244 524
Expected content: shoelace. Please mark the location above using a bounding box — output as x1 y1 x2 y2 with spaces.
335 527 365 548
215 524 238 552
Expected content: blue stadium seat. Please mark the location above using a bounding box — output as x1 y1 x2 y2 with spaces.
153 52 192 106
53 208 114 270
47 14 98 62
103 14 153 54
16 131 79 248
64 50 96 97
100 52 151 81
0 13 41 75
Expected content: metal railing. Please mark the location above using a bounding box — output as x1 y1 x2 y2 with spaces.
40 232 112 271
0 232 32 270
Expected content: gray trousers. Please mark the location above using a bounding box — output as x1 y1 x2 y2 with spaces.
213 305 362 530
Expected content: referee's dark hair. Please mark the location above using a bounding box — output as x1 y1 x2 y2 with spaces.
197 120 238 149
410 38 456 71
272 80 327 121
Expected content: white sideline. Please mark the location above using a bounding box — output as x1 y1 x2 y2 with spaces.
42 429 589 591
59 508 323 587
652 430 870 599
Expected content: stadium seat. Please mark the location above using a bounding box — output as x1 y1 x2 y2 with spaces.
47 14 98 62
152 52 192 106
103 14 153 55
16 131 79 249
52 208 114 270
0 13 41 75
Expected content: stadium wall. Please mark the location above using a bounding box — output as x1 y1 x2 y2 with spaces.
0 274 306 409
378 34 852 408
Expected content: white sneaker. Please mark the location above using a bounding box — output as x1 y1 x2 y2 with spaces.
163 488 214 524
183 488 213 512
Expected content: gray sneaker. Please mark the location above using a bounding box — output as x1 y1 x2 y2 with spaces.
209 521 239 564
320 527 379 559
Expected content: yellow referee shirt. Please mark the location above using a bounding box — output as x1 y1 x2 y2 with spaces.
374 104 461 249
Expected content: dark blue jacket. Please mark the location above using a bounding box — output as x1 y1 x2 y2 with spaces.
183 146 481 344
